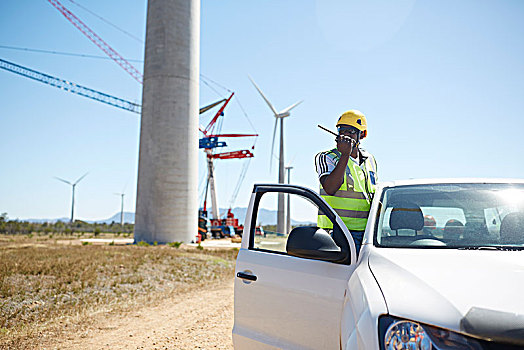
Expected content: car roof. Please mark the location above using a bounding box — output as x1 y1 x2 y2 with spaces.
378 178 524 188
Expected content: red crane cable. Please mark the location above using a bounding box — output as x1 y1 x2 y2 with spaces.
47 0 143 84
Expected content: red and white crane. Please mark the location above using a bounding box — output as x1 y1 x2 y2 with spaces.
200 92 257 224
47 0 143 84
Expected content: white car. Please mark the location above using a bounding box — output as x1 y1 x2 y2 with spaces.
233 179 524 349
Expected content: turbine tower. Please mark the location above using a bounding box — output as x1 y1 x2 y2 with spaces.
54 172 88 223
285 165 293 235
114 192 125 227
249 77 302 235
135 0 200 244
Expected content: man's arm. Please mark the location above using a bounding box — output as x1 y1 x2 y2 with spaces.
320 135 354 195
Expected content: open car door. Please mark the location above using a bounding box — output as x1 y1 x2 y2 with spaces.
233 184 357 349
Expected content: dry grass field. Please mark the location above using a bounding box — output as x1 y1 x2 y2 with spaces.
0 234 237 349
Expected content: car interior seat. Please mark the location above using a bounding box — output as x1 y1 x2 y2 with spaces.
389 202 424 235
443 219 464 241
500 212 524 244
463 221 489 239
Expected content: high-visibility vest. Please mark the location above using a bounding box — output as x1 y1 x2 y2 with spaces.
317 149 377 231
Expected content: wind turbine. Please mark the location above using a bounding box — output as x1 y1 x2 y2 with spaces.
249 77 302 235
54 172 89 223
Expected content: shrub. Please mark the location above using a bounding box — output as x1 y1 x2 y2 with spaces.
168 241 182 249
136 241 149 247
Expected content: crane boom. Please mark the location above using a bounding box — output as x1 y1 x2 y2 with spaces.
209 150 254 159
47 0 143 84
204 92 235 135
0 58 141 114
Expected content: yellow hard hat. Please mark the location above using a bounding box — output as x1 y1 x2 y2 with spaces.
336 110 368 138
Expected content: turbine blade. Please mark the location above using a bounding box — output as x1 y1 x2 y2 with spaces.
249 76 279 116
54 176 72 185
74 172 89 185
269 118 278 172
280 100 303 114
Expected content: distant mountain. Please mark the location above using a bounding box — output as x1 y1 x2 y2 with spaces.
100 212 135 224
25 217 70 224
24 213 135 224
25 208 315 226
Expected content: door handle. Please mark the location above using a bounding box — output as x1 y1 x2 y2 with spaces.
237 271 257 281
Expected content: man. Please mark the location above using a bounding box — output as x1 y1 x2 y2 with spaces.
315 110 377 253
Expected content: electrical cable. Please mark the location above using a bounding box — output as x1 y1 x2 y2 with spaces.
198 171 208 207
200 73 233 93
0 46 241 97
67 0 144 44
1 44 245 118
234 95 258 135
228 158 252 209
0 44 143 62
200 76 224 98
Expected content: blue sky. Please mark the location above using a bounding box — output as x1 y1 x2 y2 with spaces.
0 0 523 221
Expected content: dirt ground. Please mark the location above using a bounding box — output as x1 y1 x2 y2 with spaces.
41 279 235 350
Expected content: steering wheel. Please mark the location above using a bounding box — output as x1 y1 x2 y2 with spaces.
409 238 446 246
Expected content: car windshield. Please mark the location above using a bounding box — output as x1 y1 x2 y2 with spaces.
375 183 524 249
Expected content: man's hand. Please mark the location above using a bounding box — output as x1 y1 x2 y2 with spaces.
322 136 354 195
336 135 355 156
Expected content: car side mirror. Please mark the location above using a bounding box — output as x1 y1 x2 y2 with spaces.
286 226 349 263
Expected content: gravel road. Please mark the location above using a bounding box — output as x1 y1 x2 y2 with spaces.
44 279 235 350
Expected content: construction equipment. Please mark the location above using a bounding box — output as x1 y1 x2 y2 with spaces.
208 208 244 238
199 93 257 239
47 0 143 84
0 58 141 114
197 209 209 242
0 58 242 116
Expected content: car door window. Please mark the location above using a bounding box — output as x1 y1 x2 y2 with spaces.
251 191 320 253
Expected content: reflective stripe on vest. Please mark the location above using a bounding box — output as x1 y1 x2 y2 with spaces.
317 149 376 231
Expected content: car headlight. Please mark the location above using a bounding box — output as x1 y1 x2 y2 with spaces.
379 315 483 350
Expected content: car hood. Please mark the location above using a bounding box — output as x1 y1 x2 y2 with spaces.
368 248 524 344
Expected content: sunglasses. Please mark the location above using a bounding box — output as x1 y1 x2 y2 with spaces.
337 126 359 135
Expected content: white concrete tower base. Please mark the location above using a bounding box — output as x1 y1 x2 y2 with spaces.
135 0 200 244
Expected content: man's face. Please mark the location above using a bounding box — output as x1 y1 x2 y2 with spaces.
337 124 360 142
